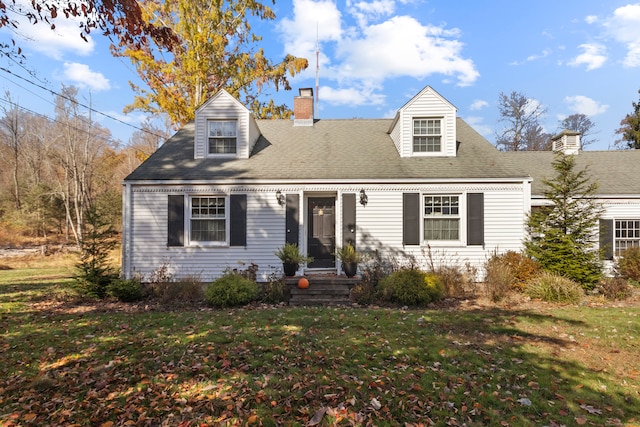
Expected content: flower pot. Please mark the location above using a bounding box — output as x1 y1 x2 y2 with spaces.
283 262 298 277
342 262 358 278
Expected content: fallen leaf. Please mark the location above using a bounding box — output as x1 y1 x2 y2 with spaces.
371 398 382 410
575 416 587 425
580 404 602 415
307 407 326 426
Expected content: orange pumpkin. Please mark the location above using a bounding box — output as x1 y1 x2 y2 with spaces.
297 278 309 289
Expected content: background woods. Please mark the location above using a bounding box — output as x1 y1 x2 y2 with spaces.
0 87 171 246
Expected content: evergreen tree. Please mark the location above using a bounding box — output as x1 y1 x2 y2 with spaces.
525 153 603 288
75 207 119 298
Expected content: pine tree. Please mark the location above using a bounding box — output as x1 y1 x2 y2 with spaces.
525 153 603 288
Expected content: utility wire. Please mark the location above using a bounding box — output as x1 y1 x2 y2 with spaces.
0 97 125 147
0 65 168 140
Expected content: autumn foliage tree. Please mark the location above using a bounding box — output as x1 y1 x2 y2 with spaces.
616 89 640 149
113 0 308 125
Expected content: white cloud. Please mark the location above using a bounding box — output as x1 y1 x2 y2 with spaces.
585 15 598 24
568 43 607 70
5 0 95 60
62 63 110 91
470 99 488 111
347 0 395 27
319 85 385 106
277 0 479 90
604 4 640 67
564 95 609 116
334 15 478 86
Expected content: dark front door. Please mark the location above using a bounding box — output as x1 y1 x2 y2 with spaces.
307 197 336 268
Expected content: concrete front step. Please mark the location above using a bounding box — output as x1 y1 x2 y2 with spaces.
285 275 360 306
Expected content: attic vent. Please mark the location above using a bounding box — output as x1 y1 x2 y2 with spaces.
294 88 314 127
551 130 581 155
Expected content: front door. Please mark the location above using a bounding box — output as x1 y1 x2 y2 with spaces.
307 197 336 268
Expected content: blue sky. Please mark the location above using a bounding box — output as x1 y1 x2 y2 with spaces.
1 0 639 151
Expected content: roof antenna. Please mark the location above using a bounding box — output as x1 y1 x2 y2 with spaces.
315 22 320 119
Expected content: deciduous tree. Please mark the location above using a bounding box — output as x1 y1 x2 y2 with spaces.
559 113 597 148
495 91 548 151
114 0 308 125
615 89 640 149
0 92 24 210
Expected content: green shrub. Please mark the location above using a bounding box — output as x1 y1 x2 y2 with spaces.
524 272 584 303
615 247 640 282
597 277 632 301
205 273 260 308
378 269 443 306
108 278 143 302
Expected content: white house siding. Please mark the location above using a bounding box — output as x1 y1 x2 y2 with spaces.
194 93 251 159
355 183 527 278
124 182 528 282
125 186 286 282
398 89 457 158
389 118 402 155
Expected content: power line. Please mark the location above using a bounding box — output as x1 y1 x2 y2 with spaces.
0 65 168 140
0 96 122 147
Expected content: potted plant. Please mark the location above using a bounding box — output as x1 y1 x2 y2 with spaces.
275 242 313 276
336 243 361 277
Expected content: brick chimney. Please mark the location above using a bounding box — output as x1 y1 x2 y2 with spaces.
551 130 581 155
293 88 314 126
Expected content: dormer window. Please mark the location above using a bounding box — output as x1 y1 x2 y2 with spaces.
413 118 442 152
208 120 237 154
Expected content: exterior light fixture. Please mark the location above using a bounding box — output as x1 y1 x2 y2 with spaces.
359 189 368 206
276 190 285 206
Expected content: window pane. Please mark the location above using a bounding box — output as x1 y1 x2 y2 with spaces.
424 218 459 240
190 219 225 241
208 121 237 154
614 219 640 256
209 121 236 137
190 197 226 242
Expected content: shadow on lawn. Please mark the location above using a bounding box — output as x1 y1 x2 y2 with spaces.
2 301 638 426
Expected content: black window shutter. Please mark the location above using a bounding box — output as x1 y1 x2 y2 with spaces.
230 194 247 247
167 195 184 247
286 194 299 246
342 193 356 248
599 219 613 260
467 193 484 246
403 193 420 245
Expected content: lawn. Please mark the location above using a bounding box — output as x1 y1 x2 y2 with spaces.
0 255 639 426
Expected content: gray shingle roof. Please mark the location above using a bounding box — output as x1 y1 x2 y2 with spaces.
503 150 640 196
124 118 529 182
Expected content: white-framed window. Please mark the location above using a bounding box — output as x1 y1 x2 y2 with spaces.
208 120 237 154
615 219 640 256
189 196 227 244
413 118 442 152
424 195 459 240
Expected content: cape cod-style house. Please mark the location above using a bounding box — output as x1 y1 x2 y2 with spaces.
121 86 640 282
